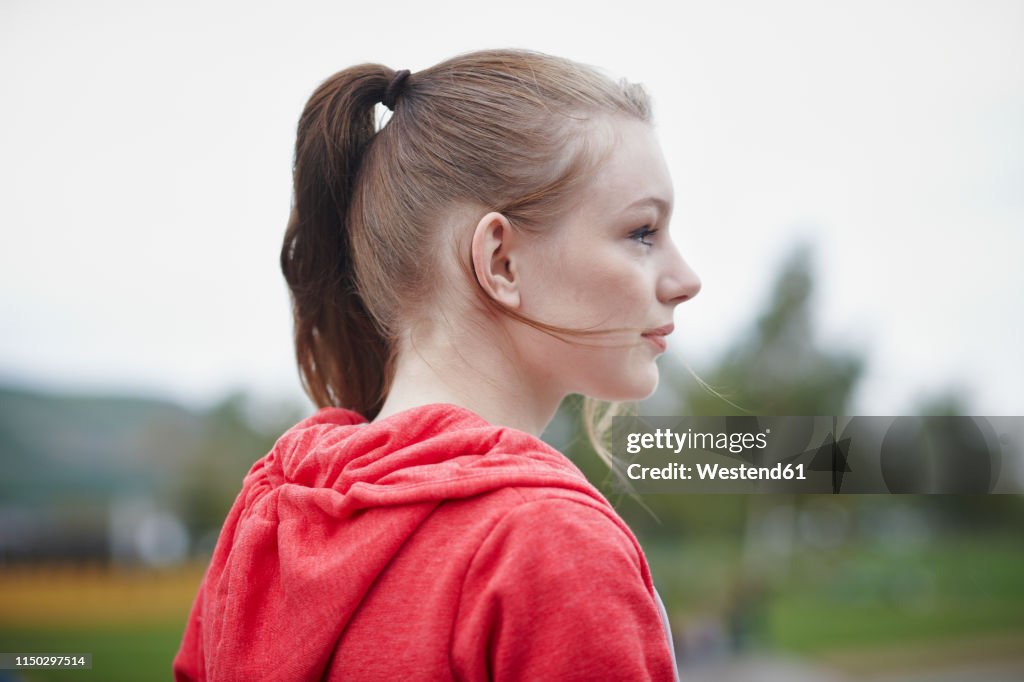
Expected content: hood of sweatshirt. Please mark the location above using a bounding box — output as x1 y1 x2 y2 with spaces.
182 402 612 681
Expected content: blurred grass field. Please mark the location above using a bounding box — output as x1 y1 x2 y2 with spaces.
643 534 1024 675
770 539 1024 652
649 535 1024 647
0 625 183 682
0 562 203 681
1 538 1022 680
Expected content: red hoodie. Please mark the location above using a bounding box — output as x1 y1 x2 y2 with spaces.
173 403 677 681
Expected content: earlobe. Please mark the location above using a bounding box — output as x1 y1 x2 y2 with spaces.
471 211 521 309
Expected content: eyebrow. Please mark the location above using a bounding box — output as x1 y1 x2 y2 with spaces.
623 196 672 213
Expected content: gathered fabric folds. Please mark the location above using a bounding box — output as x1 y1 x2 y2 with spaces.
173 403 676 681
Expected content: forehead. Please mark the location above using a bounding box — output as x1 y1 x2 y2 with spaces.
577 117 674 215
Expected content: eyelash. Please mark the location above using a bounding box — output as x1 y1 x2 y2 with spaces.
629 226 658 247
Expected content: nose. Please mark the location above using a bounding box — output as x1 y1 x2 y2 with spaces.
658 240 701 306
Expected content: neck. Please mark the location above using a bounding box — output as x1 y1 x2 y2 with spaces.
372 324 563 437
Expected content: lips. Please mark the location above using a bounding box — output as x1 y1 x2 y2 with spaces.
642 323 675 337
641 323 674 352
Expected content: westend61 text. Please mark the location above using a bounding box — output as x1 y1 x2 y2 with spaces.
627 462 807 481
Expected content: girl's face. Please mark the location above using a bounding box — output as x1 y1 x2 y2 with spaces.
511 117 701 403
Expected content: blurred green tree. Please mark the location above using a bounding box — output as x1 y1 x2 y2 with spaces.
672 242 863 417
169 392 302 546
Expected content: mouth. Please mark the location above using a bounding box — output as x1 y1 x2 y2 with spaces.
642 335 667 353
640 323 674 353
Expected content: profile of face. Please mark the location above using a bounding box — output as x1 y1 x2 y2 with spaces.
475 117 702 404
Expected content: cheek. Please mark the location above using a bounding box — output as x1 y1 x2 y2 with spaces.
518 248 591 319
573 259 647 320
539 251 645 321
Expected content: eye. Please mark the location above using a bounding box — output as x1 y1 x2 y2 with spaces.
629 225 658 247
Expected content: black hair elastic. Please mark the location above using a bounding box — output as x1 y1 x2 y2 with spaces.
382 69 411 111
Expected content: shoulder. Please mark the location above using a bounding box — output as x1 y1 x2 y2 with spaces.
450 492 674 681
468 491 647 582
454 490 658 627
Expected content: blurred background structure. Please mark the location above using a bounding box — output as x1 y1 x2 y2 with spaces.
1 0 1022 680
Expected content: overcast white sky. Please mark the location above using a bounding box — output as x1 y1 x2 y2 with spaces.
1 0 1021 415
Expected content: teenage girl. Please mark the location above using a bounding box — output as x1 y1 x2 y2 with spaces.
174 48 701 681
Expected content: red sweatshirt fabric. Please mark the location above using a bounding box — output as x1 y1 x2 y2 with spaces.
173 403 676 681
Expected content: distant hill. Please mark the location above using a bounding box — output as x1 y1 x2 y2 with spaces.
0 384 204 507
0 383 306 561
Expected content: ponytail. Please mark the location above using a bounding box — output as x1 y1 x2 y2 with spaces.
280 65 396 418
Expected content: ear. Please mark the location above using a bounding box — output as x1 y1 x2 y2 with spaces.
471 211 521 309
